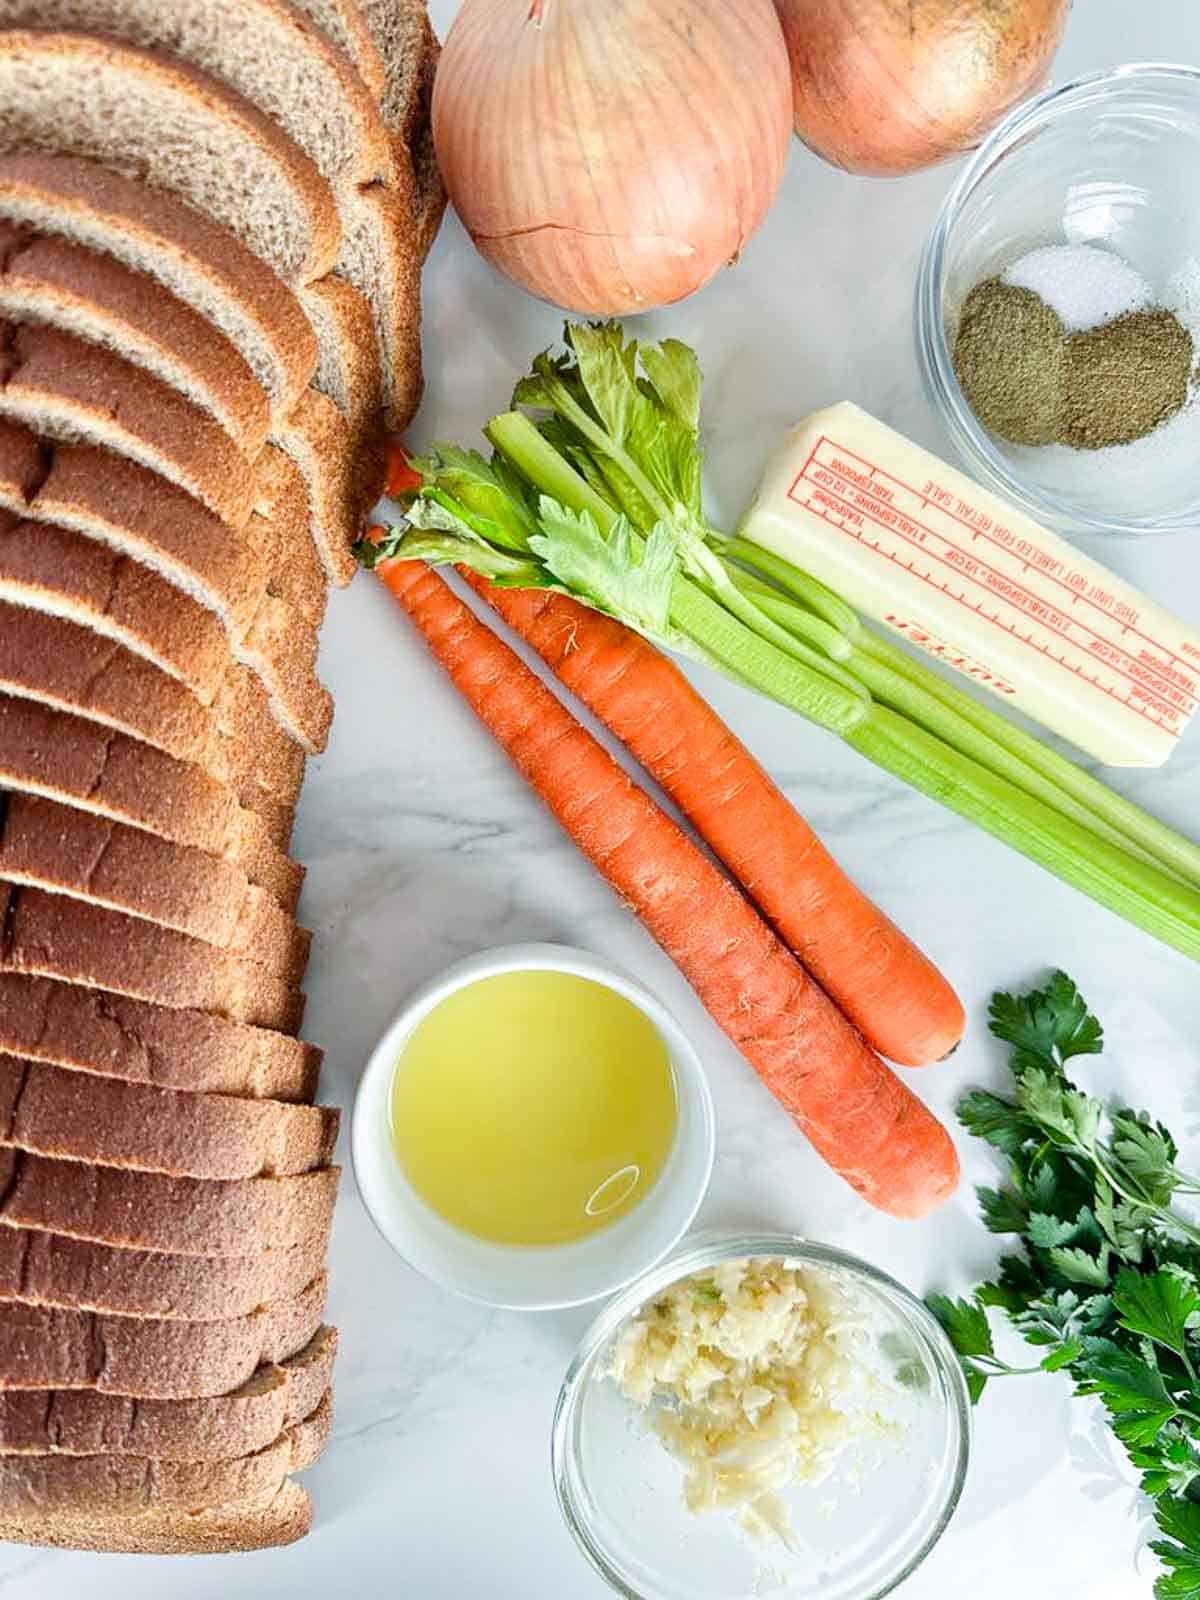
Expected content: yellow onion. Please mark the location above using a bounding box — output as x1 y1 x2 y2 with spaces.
774 0 1072 176
432 0 793 314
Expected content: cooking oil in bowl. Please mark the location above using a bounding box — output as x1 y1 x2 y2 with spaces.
390 969 678 1246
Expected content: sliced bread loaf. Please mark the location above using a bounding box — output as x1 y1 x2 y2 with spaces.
0 1273 326 1395
0 1150 339 1254
0 30 341 284
0 152 316 420
0 1327 334 1454
0 1057 338 1179
0 885 307 1033
0 1392 330 1510
0 695 305 905
0 1230 331 1321
0 793 304 967
0 974 321 1102
0 1475 315 1552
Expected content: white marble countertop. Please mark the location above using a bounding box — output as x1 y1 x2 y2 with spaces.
5 2 1200 1596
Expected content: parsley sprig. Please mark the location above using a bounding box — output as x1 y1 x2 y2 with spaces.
929 973 1200 1597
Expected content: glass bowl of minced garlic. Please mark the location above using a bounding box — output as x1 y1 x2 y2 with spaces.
917 62 1200 538
553 1235 970 1600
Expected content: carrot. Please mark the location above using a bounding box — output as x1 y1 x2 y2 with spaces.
383 440 422 500
379 560 959 1219
468 576 964 1068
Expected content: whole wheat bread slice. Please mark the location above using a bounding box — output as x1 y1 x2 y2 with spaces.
0 1151 339 1255
0 1326 335 1454
0 0 392 187
0 227 358 580
0 510 231 702
0 219 269 445
0 30 341 284
0 1272 326 1395
0 152 316 420
0 152 381 544
0 318 255 526
0 1391 331 1509
0 1229 331 1321
0 1056 338 1179
357 0 446 258
0 974 320 1102
0 603 309 819
0 695 304 899
0 41 386 449
0 793 304 968
0 424 332 752
0 884 306 1033
0 1475 314 1552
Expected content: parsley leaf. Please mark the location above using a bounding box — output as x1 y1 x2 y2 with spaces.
1113 1269 1200 1360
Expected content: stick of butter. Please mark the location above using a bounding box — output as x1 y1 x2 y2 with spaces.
737 402 1200 767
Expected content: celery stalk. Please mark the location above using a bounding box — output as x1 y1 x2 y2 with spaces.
725 537 1200 891
736 580 1187 878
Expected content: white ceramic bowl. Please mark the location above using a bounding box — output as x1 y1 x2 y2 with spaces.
352 942 716 1311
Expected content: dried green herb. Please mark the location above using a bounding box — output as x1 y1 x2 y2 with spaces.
952 277 1066 447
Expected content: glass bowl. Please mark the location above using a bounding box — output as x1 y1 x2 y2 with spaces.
552 1234 970 1600
916 63 1200 538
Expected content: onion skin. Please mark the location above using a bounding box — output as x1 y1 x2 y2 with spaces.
775 0 1072 176
433 0 793 314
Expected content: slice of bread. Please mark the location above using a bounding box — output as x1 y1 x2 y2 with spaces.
0 695 305 906
339 183 424 428
0 31 341 284
0 884 307 1033
0 1151 339 1254
0 153 382 537
0 152 316 420
0 1476 314 1553
0 793 306 972
0 1392 331 1510
294 0 385 98
0 0 392 188
0 423 333 753
0 974 321 1102
0 1230 332 1321
0 1327 334 1453
0 219 269 447
0 318 256 526
0 1057 338 1179
0 603 309 818
0 225 358 581
0 510 232 703
0 1273 326 1395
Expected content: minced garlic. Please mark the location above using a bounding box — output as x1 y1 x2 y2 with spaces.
604 1257 902 1545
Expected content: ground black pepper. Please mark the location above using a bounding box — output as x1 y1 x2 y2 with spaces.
1062 310 1193 449
951 275 1195 451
